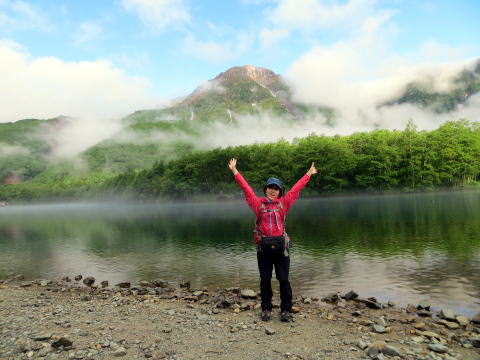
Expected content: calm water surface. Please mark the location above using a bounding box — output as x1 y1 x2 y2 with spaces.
1 191 480 317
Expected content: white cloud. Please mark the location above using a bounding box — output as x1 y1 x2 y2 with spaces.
0 143 30 157
0 0 51 32
182 32 253 64
0 40 166 157
268 0 379 31
286 41 476 132
259 27 289 50
73 21 103 47
123 0 190 31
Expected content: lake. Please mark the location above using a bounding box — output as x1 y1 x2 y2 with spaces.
1 190 479 317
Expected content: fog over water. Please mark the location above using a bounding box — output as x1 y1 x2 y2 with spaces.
1 191 480 317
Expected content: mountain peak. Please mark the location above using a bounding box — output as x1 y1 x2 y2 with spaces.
214 65 280 89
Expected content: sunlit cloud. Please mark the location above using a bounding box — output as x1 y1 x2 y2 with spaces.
0 39 166 157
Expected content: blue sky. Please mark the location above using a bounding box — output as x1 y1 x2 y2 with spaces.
0 0 479 126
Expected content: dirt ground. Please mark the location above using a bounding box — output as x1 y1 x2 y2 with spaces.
0 279 479 360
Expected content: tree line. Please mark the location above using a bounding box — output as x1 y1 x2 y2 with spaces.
1 119 479 202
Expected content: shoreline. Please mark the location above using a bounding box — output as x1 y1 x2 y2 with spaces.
1 276 479 360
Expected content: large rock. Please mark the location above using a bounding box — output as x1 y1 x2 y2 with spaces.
382 345 402 357
472 312 480 324
343 290 358 301
437 319 460 330
83 277 95 286
116 282 131 288
114 346 127 357
240 289 257 299
470 336 480 348
372 324 387 333
428 343 449 353
322 293 340 303
52 337 73 348
152 279 169 288
439 308 456 321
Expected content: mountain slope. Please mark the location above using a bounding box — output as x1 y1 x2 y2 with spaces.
386 60 480 112
0 117 66 183
81 65 333 173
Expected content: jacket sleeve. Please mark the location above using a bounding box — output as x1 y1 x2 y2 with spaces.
234 172 261 215
282 174 311 213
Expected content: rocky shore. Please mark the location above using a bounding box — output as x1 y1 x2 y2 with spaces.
1 275 479 360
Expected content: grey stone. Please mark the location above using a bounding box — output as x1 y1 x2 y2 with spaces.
52 337 73 348
193 290 204 297
357 340 368 350
74 275 82 281
343 290 359 301
372 324 387 333
364 299 382 309
152 279 169 288
33 332 52 341
374 317 387 327
82 277 95 286
439 309 456 321
382 345 402 357
366 345 379 358
114 347 127 357
116 282 130 288
472 312 480 324
37 343 53 357
240 289 257 299
469 336 480 348
428 343 449 353
417 300 431 310
265 327 275 335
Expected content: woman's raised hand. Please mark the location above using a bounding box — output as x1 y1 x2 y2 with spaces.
307 162 317 176
228 158 238 175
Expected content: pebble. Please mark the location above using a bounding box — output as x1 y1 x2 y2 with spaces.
265 327 275 335
240 289 256 299
114 346 127 356
357 340 368 350
33 332 52 341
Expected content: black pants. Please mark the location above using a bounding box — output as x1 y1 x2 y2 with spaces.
257 239 292 312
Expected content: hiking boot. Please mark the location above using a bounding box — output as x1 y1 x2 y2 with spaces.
261 310 272 322
280 311 292 322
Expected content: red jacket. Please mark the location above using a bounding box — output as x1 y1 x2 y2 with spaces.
234 172 311 242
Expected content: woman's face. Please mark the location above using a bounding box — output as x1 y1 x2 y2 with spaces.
265 185 280 200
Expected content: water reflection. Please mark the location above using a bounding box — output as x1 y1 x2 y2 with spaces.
1 191 480 316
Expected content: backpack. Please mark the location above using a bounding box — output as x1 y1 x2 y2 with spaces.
254 201 291 253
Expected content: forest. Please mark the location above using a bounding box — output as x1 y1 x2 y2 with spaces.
1 119 479 202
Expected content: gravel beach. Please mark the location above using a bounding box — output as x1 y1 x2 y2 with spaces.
1 277 479 360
